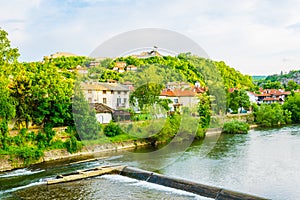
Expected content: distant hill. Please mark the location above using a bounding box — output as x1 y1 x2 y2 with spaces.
265 70 300 85
252 76 267 81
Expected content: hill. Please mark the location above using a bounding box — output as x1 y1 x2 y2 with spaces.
265 70 300 85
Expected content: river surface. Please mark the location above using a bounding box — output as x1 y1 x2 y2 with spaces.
0 125 299 199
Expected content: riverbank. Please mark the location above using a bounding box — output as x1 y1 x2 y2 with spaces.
1 124 262 173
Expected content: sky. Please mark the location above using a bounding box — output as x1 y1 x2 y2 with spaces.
1 0 300 75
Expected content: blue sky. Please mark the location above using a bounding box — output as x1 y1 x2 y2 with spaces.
1 0 300 75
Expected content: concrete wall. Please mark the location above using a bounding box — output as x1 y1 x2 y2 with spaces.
96 113 112 124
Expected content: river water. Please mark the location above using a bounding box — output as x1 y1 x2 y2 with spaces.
0 125 299 199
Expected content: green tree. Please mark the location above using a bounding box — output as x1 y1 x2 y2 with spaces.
227 90 250 113
198 93 211 129
129 65 164 112
262 80 282 89
0 28 20 65
286 80 299 91
72 82 100 140
283 93 300 123
255 103 291 127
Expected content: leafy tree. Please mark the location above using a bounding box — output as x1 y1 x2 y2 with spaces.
255 103 291 127
227 89 250 113
283 93 300 123
198 93 211 129
72 82 100 140
129 65 164 111
262 80 283 89
0 28 20 65
10 69 32 128
285 80 299 91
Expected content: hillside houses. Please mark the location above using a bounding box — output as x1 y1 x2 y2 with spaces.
247 89 291 104
160 82 206 111
112 62 138 73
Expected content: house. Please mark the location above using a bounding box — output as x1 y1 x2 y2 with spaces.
91 103 131 124
160 89 199 112
132 50 162 58
75 65 88 75
246 91 257 104
126 65 138 71
44 52 78 59
159 81 205 112
92 103 114 124
81 82 130 110
246 89 291 104
113 61 127 73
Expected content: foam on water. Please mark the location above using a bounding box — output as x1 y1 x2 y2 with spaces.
0 168 45 178
100 174 213 200
0 179 46 195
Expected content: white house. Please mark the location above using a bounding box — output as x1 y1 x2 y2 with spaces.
81 82 130 110
92 103 114 124
159 89 199 112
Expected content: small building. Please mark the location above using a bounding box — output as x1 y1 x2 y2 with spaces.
160 88 199 112
246 89 291 105
81 82 130 110
126 65 138 71
92 103 114 124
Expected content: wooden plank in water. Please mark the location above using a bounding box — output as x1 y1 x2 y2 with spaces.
47 165 125 185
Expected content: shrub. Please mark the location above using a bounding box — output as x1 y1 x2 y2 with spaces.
103 121 122 137
255 103 291 127
10 146 44 165
222 120 250 134
64 136 82 153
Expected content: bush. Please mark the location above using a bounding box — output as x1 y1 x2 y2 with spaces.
10 146 44 165
222 120 250 134
64 136 82 153
255 103 291 127
103 121 122 137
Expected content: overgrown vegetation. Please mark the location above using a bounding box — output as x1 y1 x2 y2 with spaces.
253 103 292 127
222 120 250 134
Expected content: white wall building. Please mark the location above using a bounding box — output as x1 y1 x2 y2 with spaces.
81 82 130 110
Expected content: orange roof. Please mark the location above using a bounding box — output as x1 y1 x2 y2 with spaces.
255 93 271 97
160 89 196 97
263 97 281 101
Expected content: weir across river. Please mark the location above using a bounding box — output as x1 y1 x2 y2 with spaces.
48 164 268 200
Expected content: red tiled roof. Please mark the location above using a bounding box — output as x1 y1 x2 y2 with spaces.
255 93 271 97
263 97 281 101
160 89 196 97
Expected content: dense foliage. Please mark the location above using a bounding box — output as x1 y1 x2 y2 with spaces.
222 120 250 134
254 103 292 127
226 90 250 113
283 92 300 123
256 70 300 91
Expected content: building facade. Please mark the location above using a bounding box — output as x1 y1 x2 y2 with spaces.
81 82 130 110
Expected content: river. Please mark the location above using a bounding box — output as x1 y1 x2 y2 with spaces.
0 125 299 199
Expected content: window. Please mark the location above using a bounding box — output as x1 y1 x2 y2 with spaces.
123 98 127 104
117 98 121 106
88 90 92 94
103 98 107 104
174 99 179 103
118 91 121 94
111 91 114 94
103 90 106 94
88 98 92 103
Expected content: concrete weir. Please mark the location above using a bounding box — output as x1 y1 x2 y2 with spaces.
48 164 268 199
120 166 268 200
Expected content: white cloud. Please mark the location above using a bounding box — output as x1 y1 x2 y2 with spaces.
1 0 300 75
